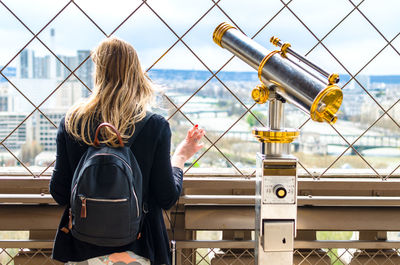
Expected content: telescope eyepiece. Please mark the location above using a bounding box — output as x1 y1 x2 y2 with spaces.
270 36 281 47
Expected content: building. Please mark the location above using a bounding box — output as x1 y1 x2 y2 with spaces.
77 50 93 98
34 109 65 152
19 50 52 79
55 51 93 98
0 75 80 154
0 79 22 113
19 50 34 79
31 78 82 152
0 81 28 153
0 112 31 150
20 48 93 89
0 95 7 112
56 55 78 80
0 84 10 112
33 55 51 79
53 78 83 108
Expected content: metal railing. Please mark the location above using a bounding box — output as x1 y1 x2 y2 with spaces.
2 169 400 264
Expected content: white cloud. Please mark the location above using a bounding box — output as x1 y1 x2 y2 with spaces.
0 0 399 73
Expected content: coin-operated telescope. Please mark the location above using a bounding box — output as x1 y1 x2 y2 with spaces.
213 22 343 265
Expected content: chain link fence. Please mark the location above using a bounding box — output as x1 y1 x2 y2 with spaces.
0 247 59 265
1 1 400 264
0 0 399 178
178 248 400 265
3 244 400 265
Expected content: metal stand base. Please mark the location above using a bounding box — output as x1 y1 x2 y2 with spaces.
264 252 293 265
255 154 297 265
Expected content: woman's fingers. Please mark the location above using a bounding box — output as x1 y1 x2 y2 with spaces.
187 124 197 138
187 125 204 141
172 126 206 169
191 129 205 144
195 129 205 142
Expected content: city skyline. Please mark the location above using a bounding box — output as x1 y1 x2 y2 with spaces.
1 64 400 170
0 0 399 75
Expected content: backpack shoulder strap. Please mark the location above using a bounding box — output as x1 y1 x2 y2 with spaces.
127 112 154 147
128 112 154 219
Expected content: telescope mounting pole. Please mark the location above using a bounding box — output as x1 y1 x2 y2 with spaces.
255 87 298 265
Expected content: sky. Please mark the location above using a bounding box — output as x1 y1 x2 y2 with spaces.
0 0 399 75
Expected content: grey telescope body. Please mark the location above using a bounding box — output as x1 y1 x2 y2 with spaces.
213 22 342 125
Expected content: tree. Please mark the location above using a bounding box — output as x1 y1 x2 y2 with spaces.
20 140 43 165
246 111 267 127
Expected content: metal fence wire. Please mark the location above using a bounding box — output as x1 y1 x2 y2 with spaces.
3 246 400 265
0 0 399 179
1 2 400 265
0 248 59 265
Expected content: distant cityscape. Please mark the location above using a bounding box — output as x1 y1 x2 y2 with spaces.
1 48 400 168
0 46 94 166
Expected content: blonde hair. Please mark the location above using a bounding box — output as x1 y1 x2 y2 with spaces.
65 37 154 147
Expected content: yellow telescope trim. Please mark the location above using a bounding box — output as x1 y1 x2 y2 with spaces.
258 50 280 81
310 85 343 124
251 84 269 104
252 128 300 144
213 22 235 47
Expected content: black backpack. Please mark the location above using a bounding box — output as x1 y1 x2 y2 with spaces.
69 115 152 247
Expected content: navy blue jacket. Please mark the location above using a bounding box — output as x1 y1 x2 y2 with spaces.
50 114 183 264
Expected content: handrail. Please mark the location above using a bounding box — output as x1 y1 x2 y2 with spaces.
3 239 400 250
175 240 400 249
3 174 400 195
181 195 400 207
0 240 54 248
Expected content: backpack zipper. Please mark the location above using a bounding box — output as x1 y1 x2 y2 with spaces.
81 196 128 202
81 197 87 218
132 188 139 218
79 196 135 218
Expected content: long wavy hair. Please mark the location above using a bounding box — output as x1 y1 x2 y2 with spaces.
65 37 154 147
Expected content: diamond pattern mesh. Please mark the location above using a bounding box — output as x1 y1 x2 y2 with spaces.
177 247 400 265
0 0 399 179
2 246 400 265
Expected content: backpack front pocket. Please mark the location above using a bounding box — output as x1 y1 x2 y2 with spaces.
74 196 130 239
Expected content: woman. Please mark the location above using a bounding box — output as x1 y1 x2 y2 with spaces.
50 37 205 265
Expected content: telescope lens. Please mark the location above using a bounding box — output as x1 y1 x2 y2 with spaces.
310 85 343 124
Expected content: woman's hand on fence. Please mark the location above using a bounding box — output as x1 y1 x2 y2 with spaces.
171 125 205 169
